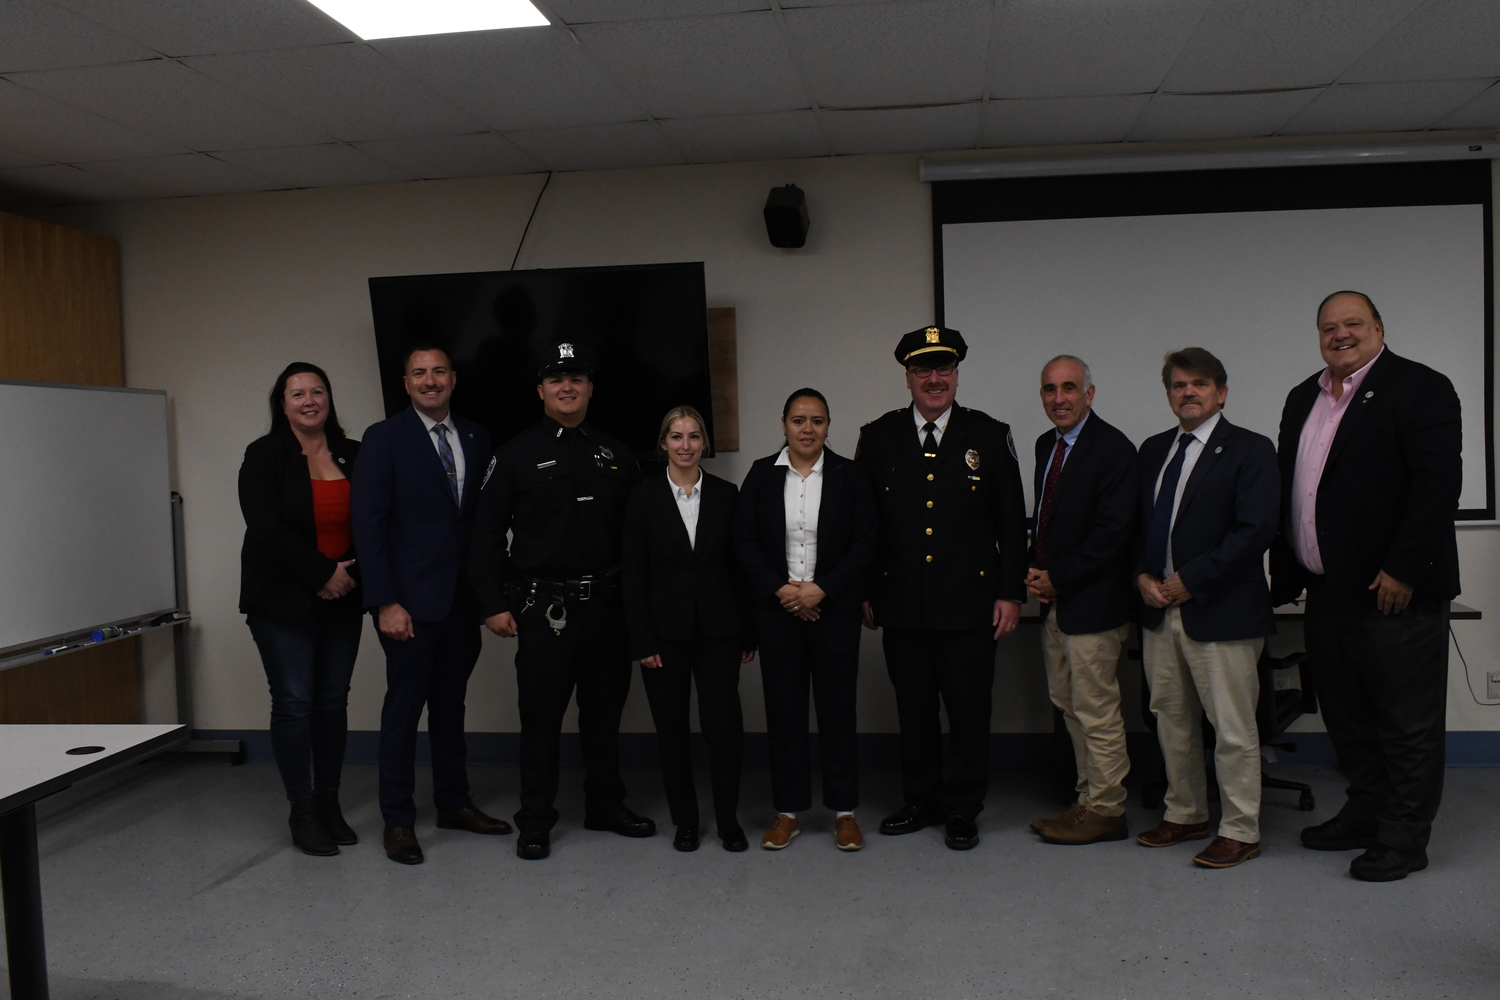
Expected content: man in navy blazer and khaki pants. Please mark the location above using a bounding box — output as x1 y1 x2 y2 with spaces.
1135 347 1279 869
351 344 507 865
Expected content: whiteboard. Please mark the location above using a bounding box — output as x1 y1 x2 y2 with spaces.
941 204 1488 514
0 382 175 653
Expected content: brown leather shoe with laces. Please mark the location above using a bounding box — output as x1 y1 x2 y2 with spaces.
1136 820 1211 848
835 814 863 851
1193 836 1260 868
1031 803 1086 836
1038 807 1128 845
761 814 800 850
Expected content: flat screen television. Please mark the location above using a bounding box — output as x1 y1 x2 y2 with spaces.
368 261 713 461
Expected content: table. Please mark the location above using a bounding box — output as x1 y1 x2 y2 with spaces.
1 724 185 1000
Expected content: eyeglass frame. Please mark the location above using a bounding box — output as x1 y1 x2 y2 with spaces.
906 363 958 379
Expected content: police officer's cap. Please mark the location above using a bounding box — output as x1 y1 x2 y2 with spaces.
895 326 967 368
534 341 597 380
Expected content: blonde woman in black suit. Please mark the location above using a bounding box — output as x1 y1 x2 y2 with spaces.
621 405 756 853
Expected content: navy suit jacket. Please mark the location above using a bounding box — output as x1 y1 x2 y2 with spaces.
1135 416 1279 642
351 407 492 622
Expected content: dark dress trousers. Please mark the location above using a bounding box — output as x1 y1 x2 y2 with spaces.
621 471 749 832
1028 412 1138 635
350 407 491 828
238 429 362 801
855 404 1027 819
470 418 641 833
1270 349 1461 853
733 448 876 814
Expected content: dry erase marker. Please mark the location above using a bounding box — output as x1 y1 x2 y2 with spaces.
44 643 82 655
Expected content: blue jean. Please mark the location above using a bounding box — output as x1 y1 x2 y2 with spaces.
246 610 363 801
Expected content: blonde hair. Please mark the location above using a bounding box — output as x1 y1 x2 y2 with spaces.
657 405 708 452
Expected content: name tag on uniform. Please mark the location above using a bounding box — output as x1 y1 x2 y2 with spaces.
577 495 595 502
535 460 557 469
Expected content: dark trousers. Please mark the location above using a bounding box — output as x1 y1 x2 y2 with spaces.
247 609 362 801
514 593 632 832
1305 587 1449 853
883 626 998 819
640 630 744 832
754 606 861 813
376 601 483 828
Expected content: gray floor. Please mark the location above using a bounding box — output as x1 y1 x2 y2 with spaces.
13 759 1499 1000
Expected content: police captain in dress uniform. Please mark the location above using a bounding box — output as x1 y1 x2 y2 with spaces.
469 341 656 860
854 326 1028 851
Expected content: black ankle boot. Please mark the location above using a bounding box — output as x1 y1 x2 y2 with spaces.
290 797 339 856
314 789 358 845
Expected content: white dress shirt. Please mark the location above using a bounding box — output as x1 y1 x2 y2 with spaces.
416 410 466 504
775 446 825 582
913 404 953 449
669 467 704 549
1151 410 1222 575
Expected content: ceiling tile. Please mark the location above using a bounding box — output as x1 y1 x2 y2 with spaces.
1278 79 1497 135
77 151 284 197
1343 0 1500 83
353 132 544 179
1163 0 1425 93
576 12 806 118
214 143 417 188
547 1 769 22
183 44 482 143
783 0 992 108
990 0 1209 99
0 161 156 205
980 95 1151 148
659 110 826 162
1434 81 1500 129
48 0 354 56
1127 90 1322 141
372 27 641 131
0 0 156 74
9 59 331 150
0 78 186 161
504 121 684 171
821 103 979 155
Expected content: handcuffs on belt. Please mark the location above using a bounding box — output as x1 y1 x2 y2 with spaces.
507 574 612 635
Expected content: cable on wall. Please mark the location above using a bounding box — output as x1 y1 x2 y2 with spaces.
1453 625 1499 706
511 171 553 271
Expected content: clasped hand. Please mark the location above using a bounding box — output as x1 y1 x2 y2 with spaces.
317 560 356 600
777 581 825 621
1137 572 1191 609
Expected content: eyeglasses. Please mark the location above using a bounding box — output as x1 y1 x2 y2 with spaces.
908 364 957 379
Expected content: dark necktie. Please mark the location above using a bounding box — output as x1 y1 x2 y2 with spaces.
1144 431 1196 578
433 422 460 507
1033 437 1068 569
922 421 938 459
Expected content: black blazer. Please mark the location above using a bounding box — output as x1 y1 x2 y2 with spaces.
621 471 750 660
733 447 877 615
1029 412 1138 635
350 407 492 622
1270 348 1462 610
238 428 361 625
1135 416 1279 642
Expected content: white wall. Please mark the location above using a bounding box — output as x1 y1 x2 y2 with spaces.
55 152 1500 735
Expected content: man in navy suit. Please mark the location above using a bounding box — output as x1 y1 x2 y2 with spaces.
1134 347 1279 869
351 344 508 865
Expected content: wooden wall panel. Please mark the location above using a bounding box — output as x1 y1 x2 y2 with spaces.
707 307 739 453
0 209 139 723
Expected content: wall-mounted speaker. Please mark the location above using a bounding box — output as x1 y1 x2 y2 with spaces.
763 184 809 248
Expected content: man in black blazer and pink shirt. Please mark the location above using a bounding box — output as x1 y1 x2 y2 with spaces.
1024 356 1139 846
1134 348 1278 870
1271 291 1461 882
351 345 507 865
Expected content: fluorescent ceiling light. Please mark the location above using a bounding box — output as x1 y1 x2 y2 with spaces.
307 0 548 40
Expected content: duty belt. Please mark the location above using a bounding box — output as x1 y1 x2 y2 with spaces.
504 570 619 635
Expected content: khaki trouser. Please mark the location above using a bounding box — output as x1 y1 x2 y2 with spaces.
1042 614 1131 817
1142 607 1263 843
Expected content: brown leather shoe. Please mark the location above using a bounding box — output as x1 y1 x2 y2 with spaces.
383 826 423 865
1039 807 1127 845
835 814 863 852
1031 803 1086 836
761 814 800 850
436 804 513 835
1193 836 1260 868
1136 820 1211 848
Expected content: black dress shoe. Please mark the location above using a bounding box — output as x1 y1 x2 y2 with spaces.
1301 815 1377 852
944 815 979 851
1350 843 1428 882
313 789 357 846
880 804 946 836
584 806 657 838
290 798 339 856
383 826 423 865
720 826 749 852
436 804 514 835
673 826 700 852
517 829 550 861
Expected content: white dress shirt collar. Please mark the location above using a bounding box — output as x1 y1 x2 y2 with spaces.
775 446 826 475
913 404 954 446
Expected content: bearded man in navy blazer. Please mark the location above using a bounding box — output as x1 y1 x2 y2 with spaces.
351 344 508 865
1134 347 1279 870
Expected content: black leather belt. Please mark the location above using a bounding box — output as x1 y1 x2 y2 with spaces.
504 569 619 604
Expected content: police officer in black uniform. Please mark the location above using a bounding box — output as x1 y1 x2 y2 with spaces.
855 326 1027 850
470 342 655 860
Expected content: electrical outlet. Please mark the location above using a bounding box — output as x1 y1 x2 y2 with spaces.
1488 671 1500 701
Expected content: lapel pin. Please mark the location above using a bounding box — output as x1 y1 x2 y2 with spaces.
1364 390 1374 399
337 457 345 464
1214 446 1222 454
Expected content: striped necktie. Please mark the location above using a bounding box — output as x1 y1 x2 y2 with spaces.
433 422 459 507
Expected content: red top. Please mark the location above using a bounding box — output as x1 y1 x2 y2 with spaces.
310 478 352 560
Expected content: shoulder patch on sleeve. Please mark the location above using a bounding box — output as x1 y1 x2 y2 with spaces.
1006 429 1017 461
480 455 497 490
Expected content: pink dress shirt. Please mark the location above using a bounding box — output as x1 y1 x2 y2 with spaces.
1290 348 1384 574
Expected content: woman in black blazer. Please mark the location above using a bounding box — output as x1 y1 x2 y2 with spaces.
239 362 362 857
622 405 754 853
733 388 877 853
